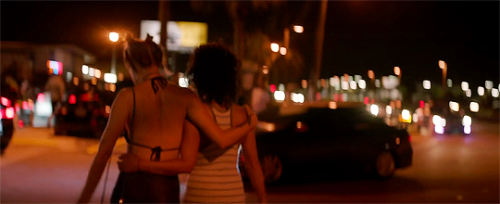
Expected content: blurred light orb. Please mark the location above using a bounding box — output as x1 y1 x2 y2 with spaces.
104 73 117 83
368 70 374 79
341 81 349 90
274 91 285 102
447 79 452 88
423 80 431 90
179 77 189 88
478 86 485 96
465 89 471 98
492 88 499 98
394 66 401 76
270 43 279 52
279 47 287 55
402 109 411 120
358 80 366 89
432 115 442 125
329 101 337 109
370 104 379 116
278 84 285 91
449 101 459 112
413 113 419 123
301 80 308 89
470 102 479 112
375 79 381 88
386 105 392 115
262 66 269 74
462 115 472 126
82 65 89 75
350 81 357 90
435 125 444 134
464 126 471 134
461 81 469 91
89 68 95 77
293 25 304 33
485 80 493 89
109 32 120 42
438 60 446 69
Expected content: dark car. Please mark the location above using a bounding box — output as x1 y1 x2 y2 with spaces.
54 89 112 138
240 102 413 184
432 111 472 135
1 97 15 155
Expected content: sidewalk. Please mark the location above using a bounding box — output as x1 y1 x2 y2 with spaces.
11 127 127 155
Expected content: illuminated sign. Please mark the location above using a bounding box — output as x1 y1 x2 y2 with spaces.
47 60 63 75
140 20 208 53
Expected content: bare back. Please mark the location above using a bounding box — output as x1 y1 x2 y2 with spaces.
127 79 195 162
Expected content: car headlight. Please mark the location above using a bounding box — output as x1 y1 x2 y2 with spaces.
432 115 442 125
462 115 472 126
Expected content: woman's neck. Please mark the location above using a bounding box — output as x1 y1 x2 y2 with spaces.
136 70 161 84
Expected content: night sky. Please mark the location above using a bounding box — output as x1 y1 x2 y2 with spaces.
2 1 498 89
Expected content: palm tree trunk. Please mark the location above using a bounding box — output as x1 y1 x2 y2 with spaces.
308 0 328 101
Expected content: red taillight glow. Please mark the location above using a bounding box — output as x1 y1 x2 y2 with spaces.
69 95 77 104
18 120 24 128
270 84 276 93
1 97 10 107
6 107 15 119
22 101 28 110
408 135 412 142
37 93 45 103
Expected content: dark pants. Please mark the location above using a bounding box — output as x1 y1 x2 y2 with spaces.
111 172 180 204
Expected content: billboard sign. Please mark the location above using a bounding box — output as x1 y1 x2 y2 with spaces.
140 20 208 53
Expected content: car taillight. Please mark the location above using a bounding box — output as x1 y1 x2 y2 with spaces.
69 94 77 104
37 93 45 103
1 97 10 107
6 107 14 119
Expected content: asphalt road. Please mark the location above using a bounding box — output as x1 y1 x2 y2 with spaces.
1 120 498 203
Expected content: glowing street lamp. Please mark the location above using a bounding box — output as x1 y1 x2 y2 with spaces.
109 32 120 74
280 47 287 55
293 25 304 33
109 32 119 42
394 66 401 76
270 43 280 52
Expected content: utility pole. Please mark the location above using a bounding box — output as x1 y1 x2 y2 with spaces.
308 0 328 101
159 0 173 78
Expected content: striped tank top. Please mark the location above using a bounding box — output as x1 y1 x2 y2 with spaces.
183 106 245 203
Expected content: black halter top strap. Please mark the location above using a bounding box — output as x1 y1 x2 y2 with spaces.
124 78 178 161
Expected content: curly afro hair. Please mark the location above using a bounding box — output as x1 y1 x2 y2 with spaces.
187 43 239 106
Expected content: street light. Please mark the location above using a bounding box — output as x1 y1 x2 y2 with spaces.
279 47 287 55
439 60 447 89
109 32 120 74
293 25 304 34
394 66 401 76
270 43 280 52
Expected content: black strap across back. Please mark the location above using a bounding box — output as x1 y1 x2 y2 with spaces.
124 77 179 161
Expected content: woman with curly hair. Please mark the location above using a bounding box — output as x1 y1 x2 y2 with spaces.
77 36 257 203
119 43 267 203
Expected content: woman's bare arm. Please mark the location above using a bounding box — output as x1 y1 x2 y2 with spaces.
118 120 200 175
242 131 268 203
186 92 257 149
77 89 132 203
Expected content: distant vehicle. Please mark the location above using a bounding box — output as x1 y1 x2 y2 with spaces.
432 111 472 135
239 101 413 184
0 95 15 155
53 90 111 138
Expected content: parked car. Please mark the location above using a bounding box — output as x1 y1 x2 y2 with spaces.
239 101 413 184
1 90 16 155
